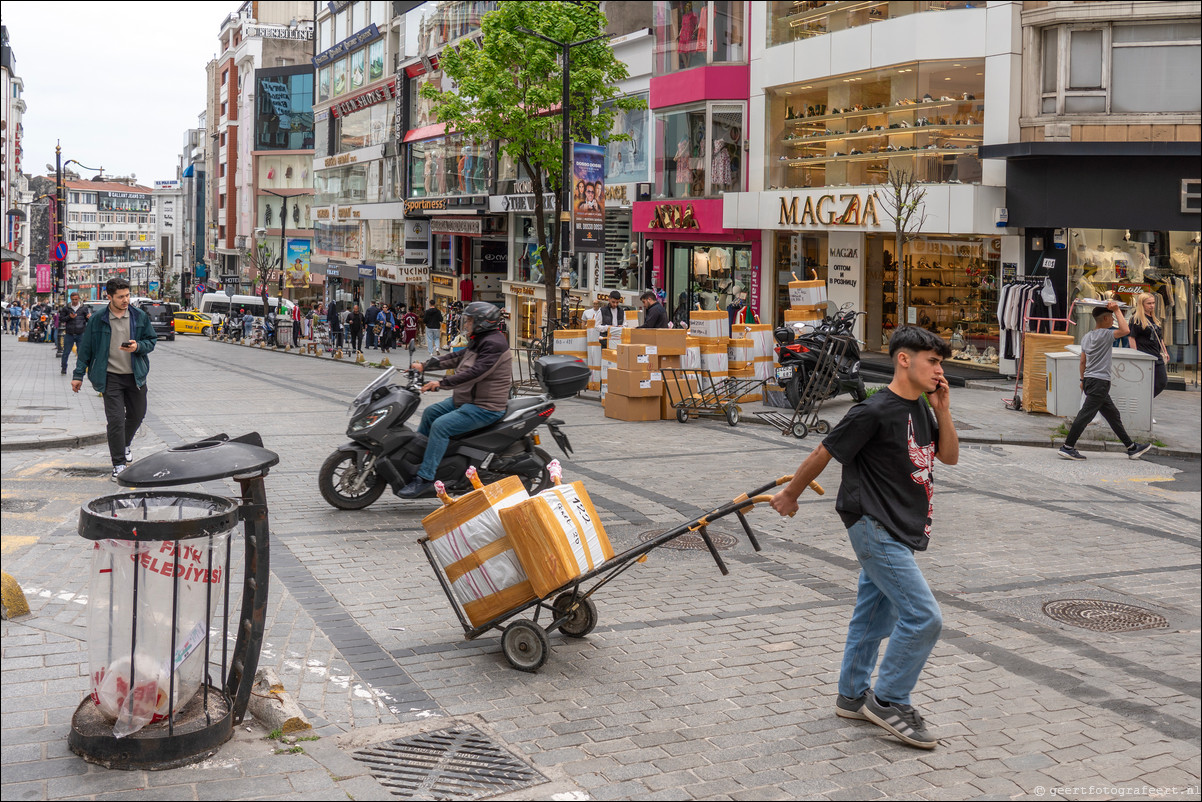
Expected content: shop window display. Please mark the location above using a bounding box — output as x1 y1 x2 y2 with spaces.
314 163 369 206
653 1 747 75
336 102 394 152
367 219 403 262
515 217 551 284
767 60 984 190
767 1 975 47
409 135 493 198
666 243 754 328
773 233 827 321
1068 229 1199 383
901 237 1000 365
601 212 639 291
657 102 745 198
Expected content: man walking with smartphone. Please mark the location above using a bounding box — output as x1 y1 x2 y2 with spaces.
71 277 157 482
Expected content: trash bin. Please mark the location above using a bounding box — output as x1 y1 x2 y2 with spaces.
69 433 279 770
277 318 293 348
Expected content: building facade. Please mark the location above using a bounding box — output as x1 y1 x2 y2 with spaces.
981 0 1201 385
178 121 207 308
205 2 315 299
63 179 157 301
153 179 185 300
2 25 31 297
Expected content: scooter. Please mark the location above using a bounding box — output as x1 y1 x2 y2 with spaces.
317 355 588 510
774 302 868 408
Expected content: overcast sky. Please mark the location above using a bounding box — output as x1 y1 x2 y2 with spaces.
5 2 238 186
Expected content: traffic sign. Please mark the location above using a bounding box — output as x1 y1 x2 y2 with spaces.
54 242 68 261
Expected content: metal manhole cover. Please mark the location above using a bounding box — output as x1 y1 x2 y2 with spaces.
2 498 48 513
352 726 546 800
1043 599 1169 633
46 466 112 478
2 415 42 424
637 528 738 551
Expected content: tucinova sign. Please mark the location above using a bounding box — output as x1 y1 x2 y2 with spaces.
331 78 397 118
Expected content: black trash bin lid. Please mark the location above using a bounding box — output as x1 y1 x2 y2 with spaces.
79 491 241 542
118 432 280 488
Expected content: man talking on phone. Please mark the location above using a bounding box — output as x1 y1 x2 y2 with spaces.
771 326 958 749
72 277 157 482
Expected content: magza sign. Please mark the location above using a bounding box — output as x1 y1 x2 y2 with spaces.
778 191 880 228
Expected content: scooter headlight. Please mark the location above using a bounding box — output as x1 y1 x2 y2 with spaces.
350 405 394 432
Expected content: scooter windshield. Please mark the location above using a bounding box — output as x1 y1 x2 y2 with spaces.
349 367 397 414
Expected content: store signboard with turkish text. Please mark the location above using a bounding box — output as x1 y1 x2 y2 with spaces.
36 264 53 293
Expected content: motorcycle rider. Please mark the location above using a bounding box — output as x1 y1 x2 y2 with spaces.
399 301 513 498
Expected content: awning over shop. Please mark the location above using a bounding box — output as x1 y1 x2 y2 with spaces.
1 246 25 262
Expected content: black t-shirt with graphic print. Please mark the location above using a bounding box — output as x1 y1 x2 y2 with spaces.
822 388 939 551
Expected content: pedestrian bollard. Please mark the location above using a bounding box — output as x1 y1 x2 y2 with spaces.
69 433 278 770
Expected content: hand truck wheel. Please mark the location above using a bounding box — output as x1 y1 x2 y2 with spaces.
675 407 689 424
791 421 809 439
501 620 550 672
814 420 830 435
724 405 740 427
552 593 598 638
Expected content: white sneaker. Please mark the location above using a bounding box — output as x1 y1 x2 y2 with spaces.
111 464 128 483
124 447 132 463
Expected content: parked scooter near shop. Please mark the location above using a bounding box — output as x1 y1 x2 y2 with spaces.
774 302 868 408
317 356 587 510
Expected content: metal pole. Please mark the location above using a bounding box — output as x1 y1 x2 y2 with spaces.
561 41 572 327
278 196 286 299
55 144 65 357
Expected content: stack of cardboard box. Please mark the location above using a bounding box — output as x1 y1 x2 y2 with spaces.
785 278 827 329
599 328 689 421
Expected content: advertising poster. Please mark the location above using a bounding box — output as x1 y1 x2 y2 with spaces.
369 40 385 82
603 95 649 184
350 49 366 91
332 58 347 96
318 66 330 103
36 264 52 293
572 143 605 254
285 239 312 288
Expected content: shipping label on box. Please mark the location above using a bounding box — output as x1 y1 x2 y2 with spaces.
607 369 663 397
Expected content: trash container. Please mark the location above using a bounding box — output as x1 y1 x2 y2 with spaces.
277 318 293 348
69 433 278 770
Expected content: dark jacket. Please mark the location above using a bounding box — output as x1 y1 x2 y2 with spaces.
347 311 365 333
423 306 443 330
639 301 668 329
60 303 91 336
428 328 512 412
73 305 157 392
600 305 625 327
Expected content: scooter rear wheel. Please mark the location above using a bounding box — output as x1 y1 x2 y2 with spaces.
318 450 386 510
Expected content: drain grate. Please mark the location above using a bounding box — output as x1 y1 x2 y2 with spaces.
1043 599 1169 633
638 528 738 551
46 466 112 478
352 726 546 800
1 498 48 513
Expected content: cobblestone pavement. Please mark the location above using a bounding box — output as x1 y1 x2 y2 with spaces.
2 335 1199 801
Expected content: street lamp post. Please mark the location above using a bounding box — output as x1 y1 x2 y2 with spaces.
515 23 610 325
49 144 103 357
261 190 288 300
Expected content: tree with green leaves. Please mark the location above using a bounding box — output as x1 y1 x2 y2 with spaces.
421 1 646 328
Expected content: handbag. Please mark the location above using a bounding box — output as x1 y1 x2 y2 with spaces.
1040 277 1058 306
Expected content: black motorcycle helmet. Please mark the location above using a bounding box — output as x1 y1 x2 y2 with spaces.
461 301 503 336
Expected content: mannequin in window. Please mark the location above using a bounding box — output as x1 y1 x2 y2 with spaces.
435 145 448 195
712 132 734 189
675 137 692 197
678 1 708 69
424 153 435 195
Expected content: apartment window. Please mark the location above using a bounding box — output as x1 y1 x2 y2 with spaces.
222 69 228 85
69 212 79 222
221 101 228 117
1040 21 1201 114
319 17 333 51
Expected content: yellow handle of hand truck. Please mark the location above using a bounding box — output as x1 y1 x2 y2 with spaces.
776 474 826 496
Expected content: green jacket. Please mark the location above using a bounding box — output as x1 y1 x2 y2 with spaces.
73 305 157 392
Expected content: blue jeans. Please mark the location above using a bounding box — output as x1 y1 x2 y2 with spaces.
838 515 942 707
62 332 83 371
425 328 440 355
416 397 505 481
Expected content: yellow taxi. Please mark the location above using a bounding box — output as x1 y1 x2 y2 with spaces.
173 311 216 336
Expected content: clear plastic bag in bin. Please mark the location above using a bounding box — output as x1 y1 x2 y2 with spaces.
85 494 232 738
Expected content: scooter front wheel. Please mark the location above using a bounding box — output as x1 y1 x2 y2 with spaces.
318 450 386 510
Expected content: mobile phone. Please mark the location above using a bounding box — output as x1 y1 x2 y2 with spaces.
125 340 136 347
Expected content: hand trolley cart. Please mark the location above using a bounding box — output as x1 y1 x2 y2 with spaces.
420 474 824 672
754 335 849 439
663 368 768 427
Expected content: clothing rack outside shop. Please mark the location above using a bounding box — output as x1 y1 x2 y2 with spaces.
1003 297 1079 412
